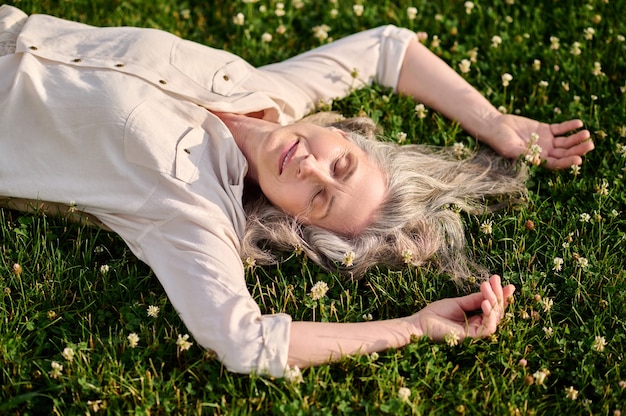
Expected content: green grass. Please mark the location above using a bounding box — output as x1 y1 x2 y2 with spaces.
1 0 625 414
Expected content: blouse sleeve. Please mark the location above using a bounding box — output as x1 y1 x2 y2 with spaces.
258 25 416 117
97 211 292 378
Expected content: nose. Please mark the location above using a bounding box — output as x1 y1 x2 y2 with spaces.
298 155 330 184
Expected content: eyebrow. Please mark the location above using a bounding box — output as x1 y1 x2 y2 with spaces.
319 155 358 221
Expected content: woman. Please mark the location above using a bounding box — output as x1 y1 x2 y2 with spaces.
0 5 593 377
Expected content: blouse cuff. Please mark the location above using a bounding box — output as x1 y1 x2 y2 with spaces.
256 313 292 378
376 25 418 91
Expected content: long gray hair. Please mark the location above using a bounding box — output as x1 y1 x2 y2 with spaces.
241 113 528 285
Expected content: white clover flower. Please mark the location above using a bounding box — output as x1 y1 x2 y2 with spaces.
370 351 379 361
49 361 63 379
550 36 560 50
415 103 428 119
565 386 579 400
342 250 356 267
398 386 412 402
147 305 160 318
176 334 193 351
293 0 304 8
584 27 595 40
362 313 373 321
480 220 493 235
543 326 553 338
284 365 304 384
261 32 272 43
431 35 441 48
353 4 364 16
401 249 413 264
396 132 407 143
12 263 22 276
618 34 626 42
577 257 589 268
99 264 110 274
570 164 581 176
127 333 140 348
244 256 256 270
497 105 508 113
309 281 329 300
467 48 478 62
407 6 418 20
453 142 466 158
501 73 513 87
542 298 554 312
275 2 285 17
233 12 245 26
570 41 582 55
312 24 331 41
62 347 75 361
464 1 475 14
276 24 286 35
592 335 606 352
580 213 591 223
416 32 428 42
444 330 460 346
525 143 543 166
531 59 541 71
592 61 604 76
330 8 338 18
491 35 503 48
539 80 549 88
458 59 471 74
553 257 564 272
616 143 626 158
595 179 609 196
533 369 550 385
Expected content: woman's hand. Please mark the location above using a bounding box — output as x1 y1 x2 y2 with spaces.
482 114 594 170
407 275 515 343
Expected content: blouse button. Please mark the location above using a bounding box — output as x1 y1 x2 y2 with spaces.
159 79 167 85
72 58 82 63
115 63 125 67
223 75 230 81
29 46 38 50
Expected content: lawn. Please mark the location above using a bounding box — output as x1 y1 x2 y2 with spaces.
1 0 625 414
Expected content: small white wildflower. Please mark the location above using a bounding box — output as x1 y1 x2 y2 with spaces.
592 335 606 352
261 32 272 43
550 36 560 50
543 326 554 338
99 264 110 274
49 361 63 379
610 209 619 218
580 213 591 223
595 179 609 196
542 298 554 312
570 41 582 55
502 73 513 87
312 24 331 42
467 48 478 63
464 1 475 14
577 257 589 268
616 143 626 158
497 105 508 113
480 220 493 235
584 27 595 40
62 347 75 362
453 142 466 158
618 34 626 42
407 6 418 20
276 24 286 35
176 334 193 351
244 256 256 270
444 330 460 346
565 386 579 400
127 333 140 348
491 35 503 48
539 80 549 88
12 263 22 276
533 369 550 385
415 103 428 119
362 313 373 321
274 3 285 17
284 365 304 384
309 281 329 301
398 386 411 402
147 305 160 318
233 12 245 26
431 35 441 48
458 58 471 74
570 164 581 176
401 249 413 264
532 59 542 71
592 61 604 76
525 143 543 166
553 257 564 272
370 351 379 361
330 8 338 18
396 132 407 144
352 4 364 16
562 81 570 91
342 250 356 267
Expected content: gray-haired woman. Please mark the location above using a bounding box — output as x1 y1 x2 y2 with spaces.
0 5 593 377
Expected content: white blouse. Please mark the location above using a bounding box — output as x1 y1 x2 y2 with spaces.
0 4 416 377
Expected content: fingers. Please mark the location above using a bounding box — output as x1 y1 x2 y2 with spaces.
549 119 583 136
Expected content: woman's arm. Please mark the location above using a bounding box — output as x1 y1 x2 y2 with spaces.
288 275 514 368
396 40 594 169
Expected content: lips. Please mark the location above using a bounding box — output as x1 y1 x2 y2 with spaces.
279 140 299 175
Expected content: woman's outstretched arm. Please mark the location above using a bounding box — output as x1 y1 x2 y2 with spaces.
288 275 514 368
396 40 594 170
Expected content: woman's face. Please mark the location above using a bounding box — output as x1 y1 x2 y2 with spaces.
249 123 386 235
